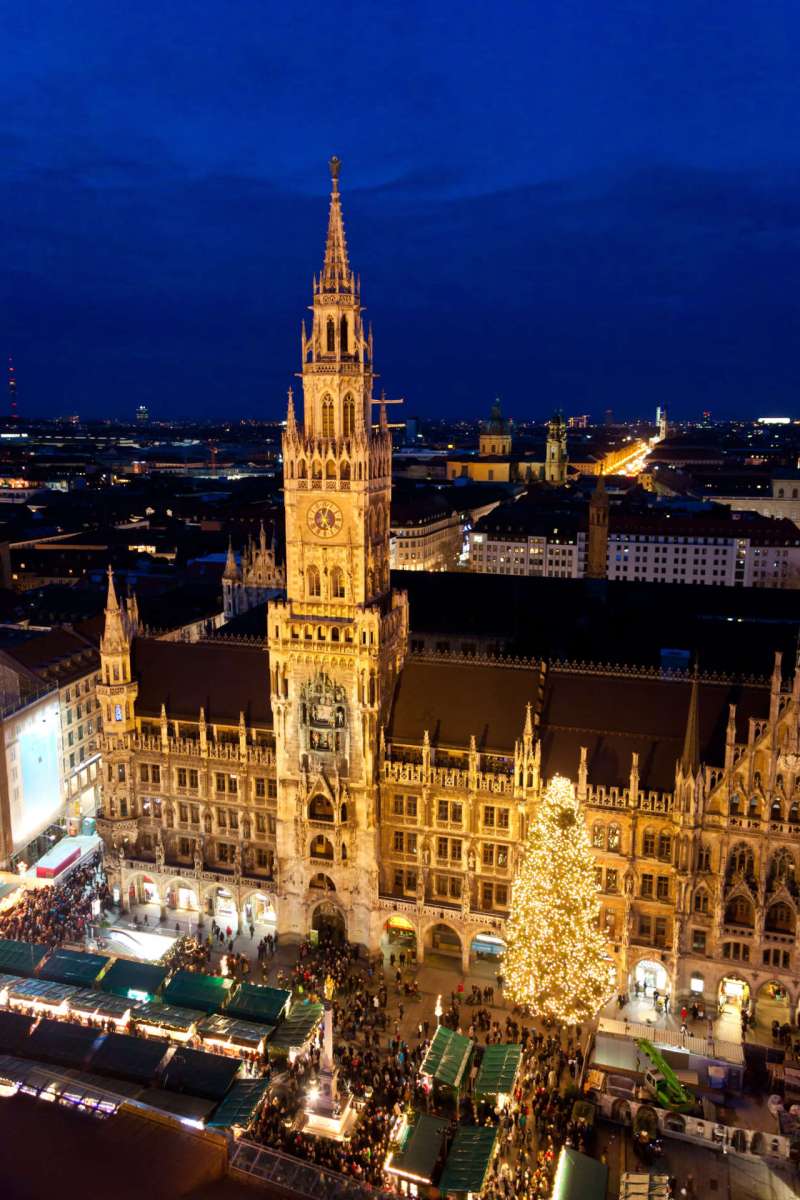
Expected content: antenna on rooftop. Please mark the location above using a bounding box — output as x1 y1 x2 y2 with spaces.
8 356 18 420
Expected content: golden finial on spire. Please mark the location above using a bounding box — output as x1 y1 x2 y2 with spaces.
329 155 341 187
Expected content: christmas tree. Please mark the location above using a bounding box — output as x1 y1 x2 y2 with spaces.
504 774 611 1024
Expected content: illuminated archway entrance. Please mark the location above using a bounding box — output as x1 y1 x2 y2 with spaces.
382 915 417 964
718 976 750 1013
242 891 276 931
470 931 506 965
424 922 463 963
206 886 239 934
630 959 669 999
754 980 791 1031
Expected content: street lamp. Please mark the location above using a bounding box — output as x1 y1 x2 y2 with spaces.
434 994 442 1026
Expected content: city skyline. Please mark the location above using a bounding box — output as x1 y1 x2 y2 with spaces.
2 1 799 421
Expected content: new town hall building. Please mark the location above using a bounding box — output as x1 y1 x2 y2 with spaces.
97 161 800 1025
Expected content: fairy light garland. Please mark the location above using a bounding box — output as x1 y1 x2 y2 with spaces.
504 774 612 1025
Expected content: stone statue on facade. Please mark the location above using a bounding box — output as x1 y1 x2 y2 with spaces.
233 841 242 884
194 838 204 875
154 832 165 872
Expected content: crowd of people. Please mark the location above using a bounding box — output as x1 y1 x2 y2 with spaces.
0 855 108 948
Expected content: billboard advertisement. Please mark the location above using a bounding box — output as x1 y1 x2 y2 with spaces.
6 697 62 853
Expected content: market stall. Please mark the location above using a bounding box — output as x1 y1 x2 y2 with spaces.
7 977 76 1017
474 1044 521 1108
439 1125 498 1197
68 988 133 1029
88 1030 171 1086
384 1111 449 1195
226 982 291 1025
130 1002 204 1043
268 1000 323 1058
0 938 48 979
162 970 233 1015
159 1044 241 1102
420 1025 474 1097
38 947 111 989
197 1013 274 1058
101 958 168 1003
551 1146 608 1200
207 1078 271 1133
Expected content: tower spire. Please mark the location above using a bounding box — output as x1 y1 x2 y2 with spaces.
321 155 352 292
681 669 700 774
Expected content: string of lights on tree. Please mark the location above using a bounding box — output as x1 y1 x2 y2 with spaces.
503 773 613 1025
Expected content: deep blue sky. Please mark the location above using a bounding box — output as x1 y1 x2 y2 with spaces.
2 1 799 422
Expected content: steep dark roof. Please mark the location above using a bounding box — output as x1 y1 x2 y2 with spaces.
0 629 99 685
388 658 541 753
539 668 768 790
132 638 271 727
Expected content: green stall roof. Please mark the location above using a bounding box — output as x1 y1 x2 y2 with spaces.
439 1126 498 1197
0 972 23 995
38 947 110 988
421 1026 474 1089
160 1044 241 1102
162 970 233 1015
88 1031 170 1086
207 1078 271 1129
27 1016 102 1070
131 1002 204 1035
269 1001 323 1054
0 938 49 978
386 1113 449 1184
226 983 291 1025
552 1147 608 1200
198 1013 274 1051
101 958 168 1001
475 1043 521 1098
7 977 77 1008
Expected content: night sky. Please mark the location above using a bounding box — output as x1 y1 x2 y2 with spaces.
2 1 799 422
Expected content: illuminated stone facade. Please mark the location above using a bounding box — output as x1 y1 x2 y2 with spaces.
95 162 800 1022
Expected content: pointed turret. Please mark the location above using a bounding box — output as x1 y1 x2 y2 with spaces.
223 538 238 581
102 566 131 656
106 564 119 612
321 155 352 293
681 673 700 775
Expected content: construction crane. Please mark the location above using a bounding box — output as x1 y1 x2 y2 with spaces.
635 1038 696 1113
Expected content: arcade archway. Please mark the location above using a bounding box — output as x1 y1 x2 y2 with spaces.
311 900 346 944
206 885 239 933
241 891 277 931
164 878 199 913
754 980 792 1031
424 922 463 963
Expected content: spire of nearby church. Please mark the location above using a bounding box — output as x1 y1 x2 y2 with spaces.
681 670 700 774
321 155 352 292
102 565 129 654
106 564 119 613
286 385 297 437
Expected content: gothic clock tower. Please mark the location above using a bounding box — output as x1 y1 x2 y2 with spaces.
268 158 408 948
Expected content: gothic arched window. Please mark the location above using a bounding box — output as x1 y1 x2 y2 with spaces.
340 459 351 481
608 824 621 852
331 566 345 599
693 888 709 914
326 318 335 353
321 396 335 439
307 565 321 598
592 825 606 849
340 315 348 353
326 459 337 480
343 394 355 437
298 459 307 478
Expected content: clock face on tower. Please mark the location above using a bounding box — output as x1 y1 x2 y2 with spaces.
307 499 344 538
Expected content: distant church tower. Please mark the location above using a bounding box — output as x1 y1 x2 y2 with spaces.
587 474 609 580
222 523 285 620
268 158 409 949
479 398 512 457
545 409 568 485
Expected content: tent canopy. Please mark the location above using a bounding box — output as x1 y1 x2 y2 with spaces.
421 1026 474 1089
0 1009 35 1056
38 948 110 988
162 970 232 1015
207 1078 271 1129
68 989 132 1023
0 938 48 978
101 959 167 1002
8 977 76 1007
226 983 291 1025
475 1044 521 1098
439 1126 497 1195
552 1147 608 1200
